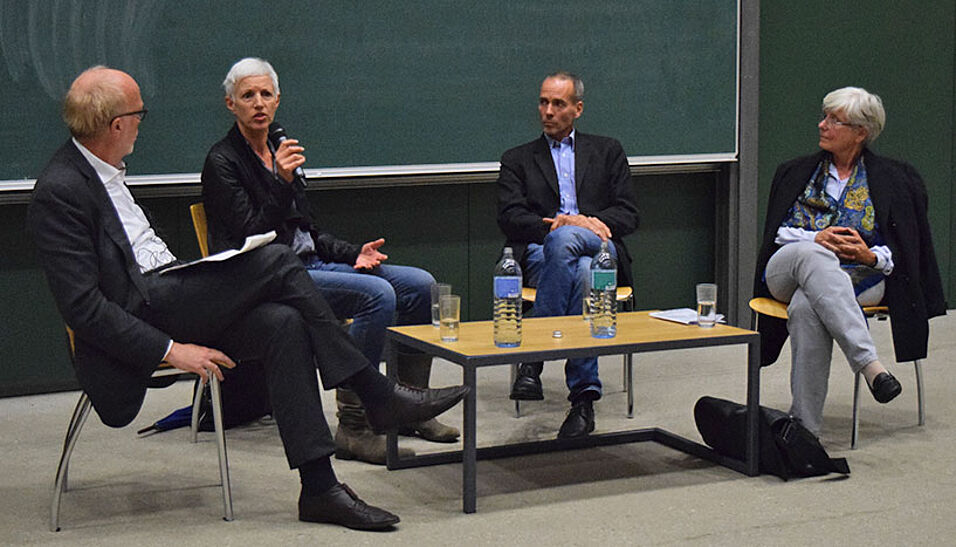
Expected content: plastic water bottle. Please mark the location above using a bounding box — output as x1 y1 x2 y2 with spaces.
589 240 617 338
493 247 522 347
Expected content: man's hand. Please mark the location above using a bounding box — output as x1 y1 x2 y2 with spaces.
814 226 877 266
543 214 612 241
354 238 388 270
164 342 236 384
274 138 306 184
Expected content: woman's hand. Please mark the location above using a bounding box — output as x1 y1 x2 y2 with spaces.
274 138 306 183
814 226 877 266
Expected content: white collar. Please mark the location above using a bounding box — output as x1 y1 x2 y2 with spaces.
72 137 125 184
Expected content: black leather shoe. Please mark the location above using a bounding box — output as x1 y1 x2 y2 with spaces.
365 383 468 434
298 483 399 530
869 372 902 404
557 399 595 439
510 363 544 400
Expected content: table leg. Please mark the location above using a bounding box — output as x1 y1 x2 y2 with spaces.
625 354 634 418
744 336 760 476
386 342 399 468
462 365 477 513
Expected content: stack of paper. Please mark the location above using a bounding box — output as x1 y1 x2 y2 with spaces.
649 308 726 325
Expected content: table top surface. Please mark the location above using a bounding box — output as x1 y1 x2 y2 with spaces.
388 311 757 365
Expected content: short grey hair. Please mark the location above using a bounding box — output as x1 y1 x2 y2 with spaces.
822 86 885 145
546 71 584 102
223 57 279 99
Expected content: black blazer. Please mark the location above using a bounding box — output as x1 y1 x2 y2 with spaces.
201 124 360 262
754 149 947 365
27 141 171 427
496 132 639 287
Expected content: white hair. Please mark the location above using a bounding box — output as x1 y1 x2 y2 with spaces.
223 57 279 99
822 86 886 145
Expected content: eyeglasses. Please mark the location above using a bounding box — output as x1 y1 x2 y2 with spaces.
819 113 857 128
111 109 148 123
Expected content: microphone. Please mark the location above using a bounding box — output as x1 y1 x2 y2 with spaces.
267 122 307 188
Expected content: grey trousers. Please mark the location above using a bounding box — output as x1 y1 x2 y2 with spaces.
765 242 880 433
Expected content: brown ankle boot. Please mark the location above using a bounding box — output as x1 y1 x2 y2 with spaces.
334 387 414 464
396 352 460 443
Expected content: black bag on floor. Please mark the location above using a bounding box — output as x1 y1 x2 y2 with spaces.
196 360 272 431
694 396 850 480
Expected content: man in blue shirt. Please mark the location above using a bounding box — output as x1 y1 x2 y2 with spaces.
496 72 639 438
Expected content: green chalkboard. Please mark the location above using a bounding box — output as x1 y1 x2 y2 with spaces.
0 1 737 181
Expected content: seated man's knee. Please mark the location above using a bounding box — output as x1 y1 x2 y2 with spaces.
542 225 591 255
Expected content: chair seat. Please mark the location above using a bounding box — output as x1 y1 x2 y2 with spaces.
749 297 890 321
522 286 634 302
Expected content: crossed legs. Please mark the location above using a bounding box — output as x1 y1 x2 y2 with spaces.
765 242 881 433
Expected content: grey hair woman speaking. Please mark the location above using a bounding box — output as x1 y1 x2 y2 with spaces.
753 86 946 435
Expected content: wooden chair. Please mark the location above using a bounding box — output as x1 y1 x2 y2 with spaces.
513 286 637 418
52 327 233 531
748 297 925 449
190 202 210 258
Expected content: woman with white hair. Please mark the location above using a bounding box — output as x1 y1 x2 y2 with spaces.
753 86 946 435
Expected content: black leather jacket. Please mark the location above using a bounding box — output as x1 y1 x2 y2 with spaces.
201 124 360 264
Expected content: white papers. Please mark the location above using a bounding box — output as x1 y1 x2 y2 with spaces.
649 308 726 325
159 231 277 275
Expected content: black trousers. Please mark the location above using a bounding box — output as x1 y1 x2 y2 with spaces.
143 245 368 468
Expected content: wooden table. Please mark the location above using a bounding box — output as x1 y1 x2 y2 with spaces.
385 311 760 513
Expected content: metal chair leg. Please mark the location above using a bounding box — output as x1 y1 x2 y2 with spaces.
511 364 521 418
51 393 92 532
191 381 204 443
208 376 234 521
851 372 861 450
914 359 925 426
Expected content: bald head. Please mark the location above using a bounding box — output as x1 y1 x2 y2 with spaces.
63 66 141 140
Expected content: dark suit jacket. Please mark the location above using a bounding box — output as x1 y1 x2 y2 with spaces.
201 124 360 262
754 149 947 365
496 132 639 287
27 140 171 427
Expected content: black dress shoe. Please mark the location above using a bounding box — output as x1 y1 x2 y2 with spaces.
299 483 399 530
509 363 544 401
510 362 544 400
869 372 902 403
557 399 595 439
365 383 468 434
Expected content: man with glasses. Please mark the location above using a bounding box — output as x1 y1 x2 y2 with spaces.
496 71 638 439
27 66 467 530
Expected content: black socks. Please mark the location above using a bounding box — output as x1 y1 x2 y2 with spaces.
342 365 393 406
299 456 338 496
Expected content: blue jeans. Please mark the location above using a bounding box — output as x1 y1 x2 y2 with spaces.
301 255 434 366
524 226 617 401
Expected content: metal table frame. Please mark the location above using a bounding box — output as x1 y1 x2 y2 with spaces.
385 312 760 513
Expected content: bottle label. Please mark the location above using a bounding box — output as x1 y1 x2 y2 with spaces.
591 269 616 291
494 276 522 298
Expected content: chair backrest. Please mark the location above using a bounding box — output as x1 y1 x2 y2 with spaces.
189 203 210 258
65 325 76 360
